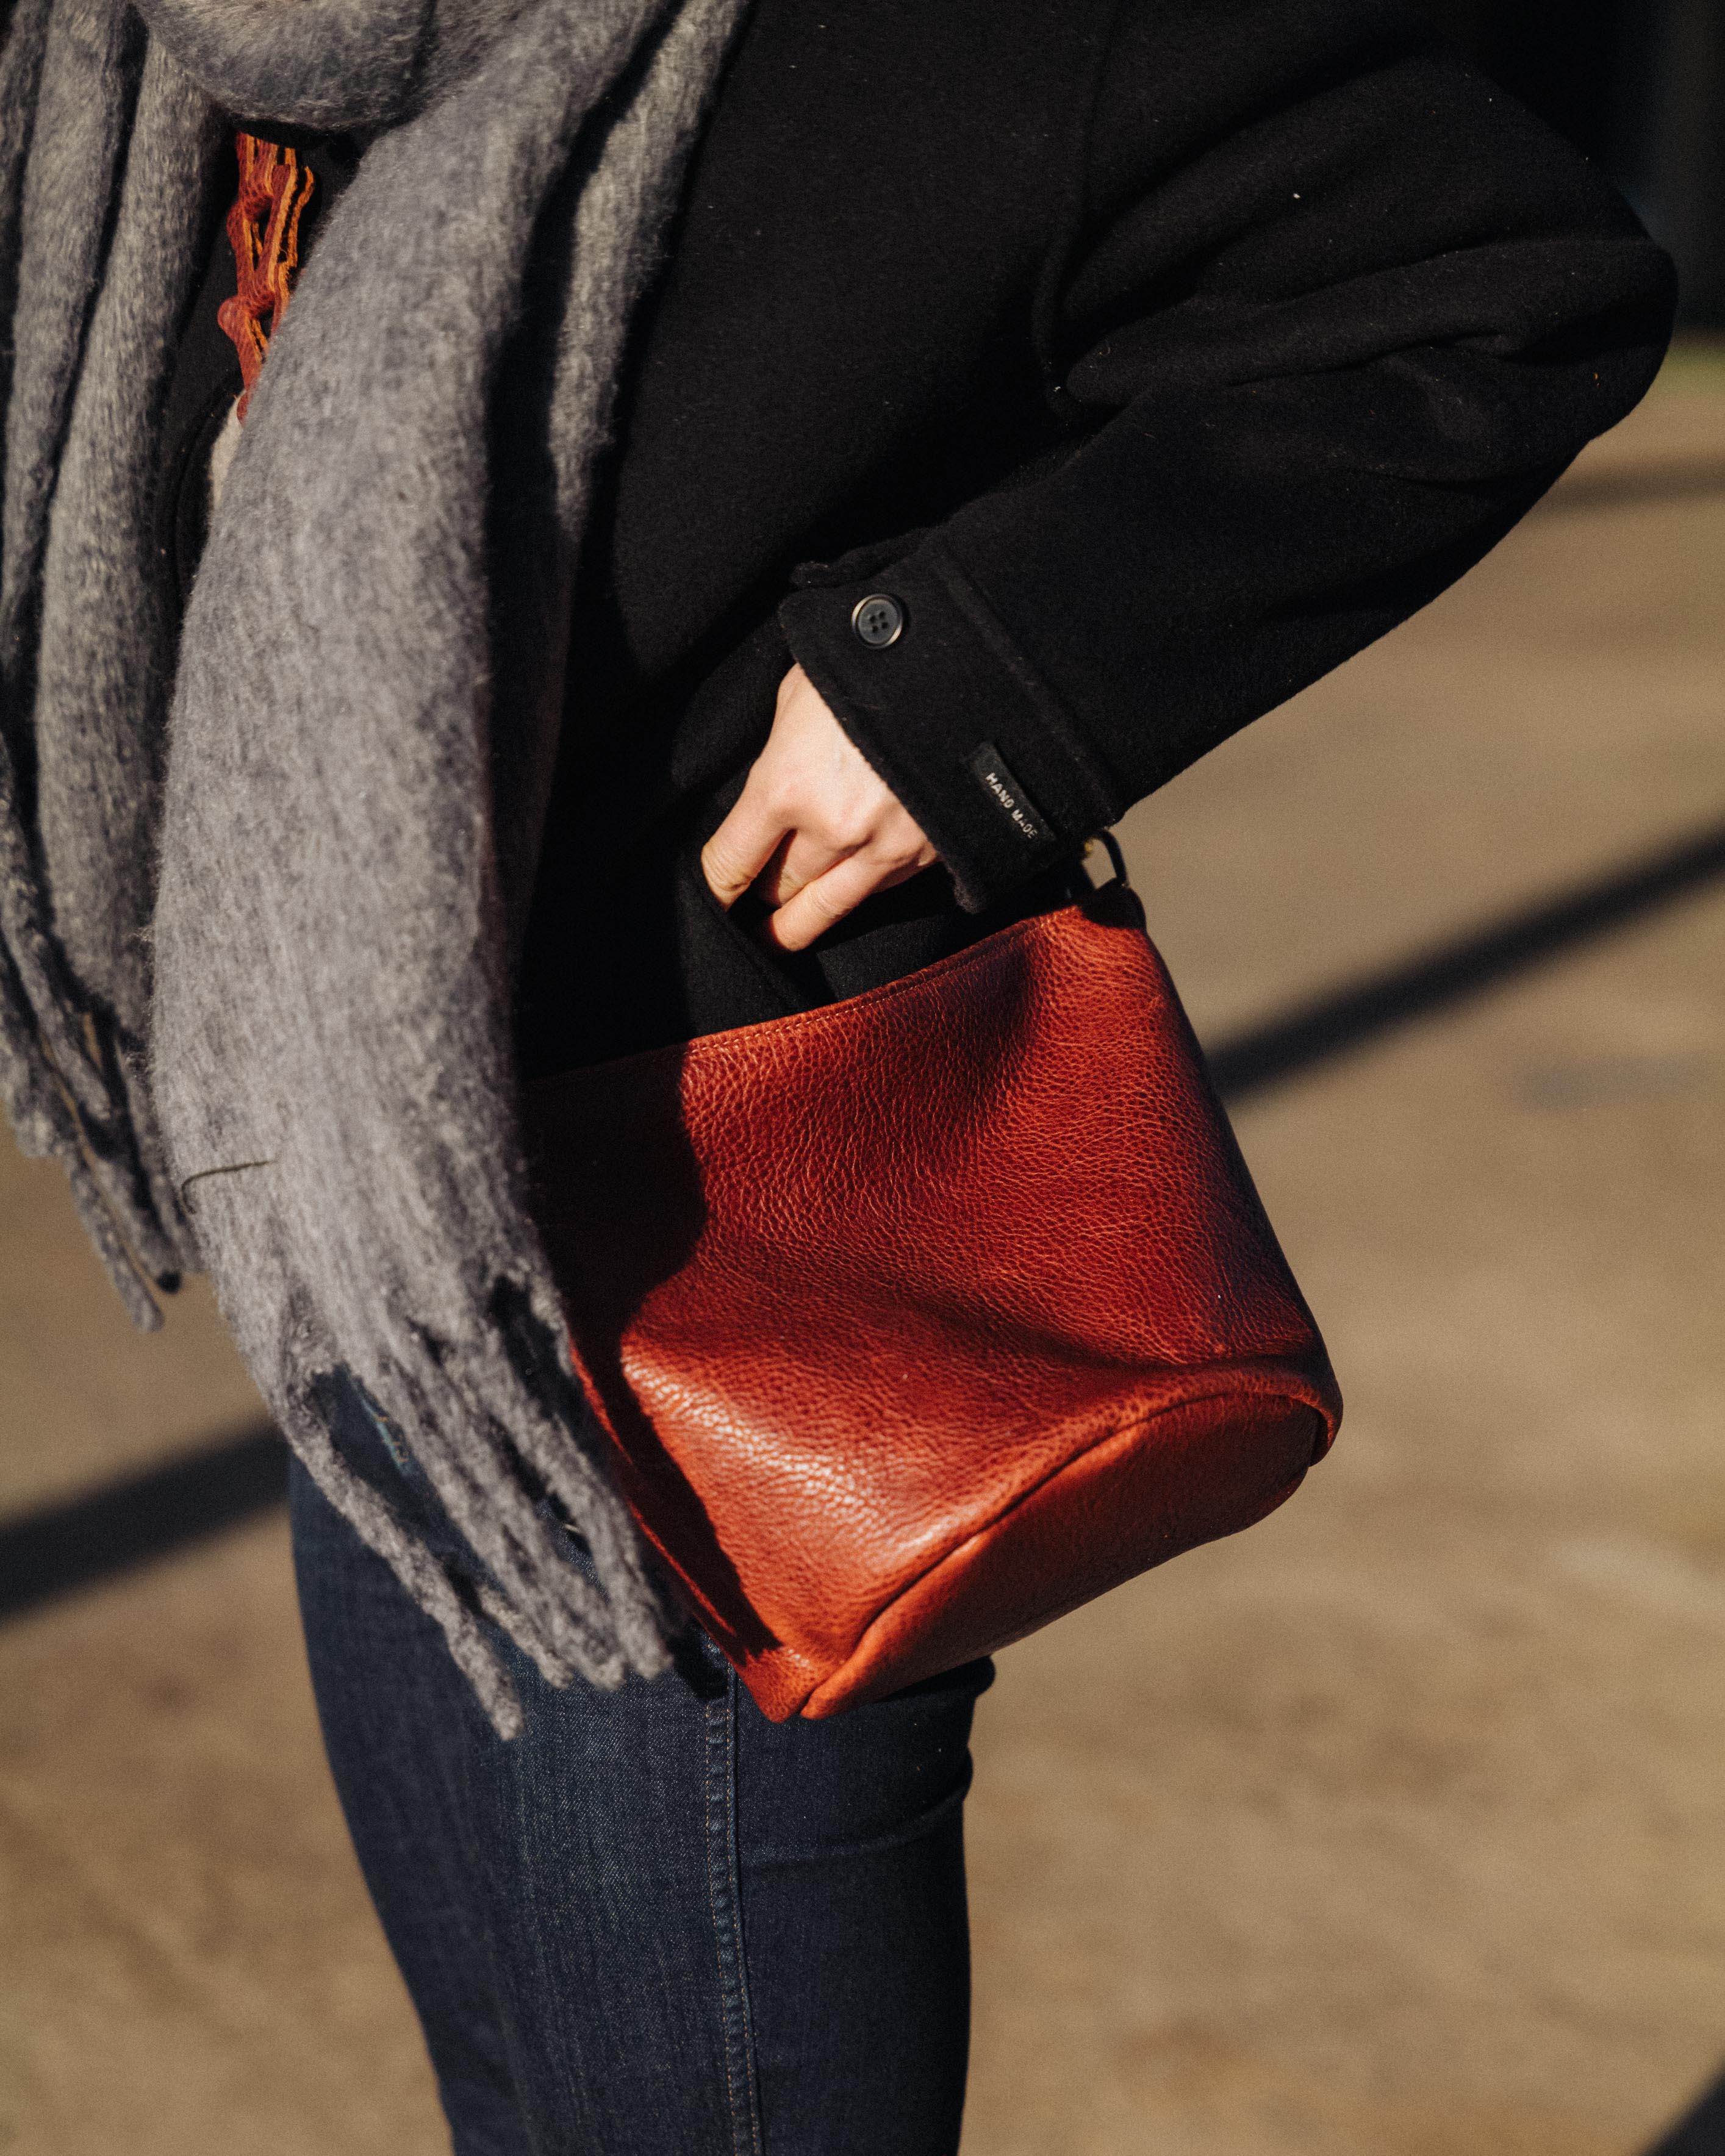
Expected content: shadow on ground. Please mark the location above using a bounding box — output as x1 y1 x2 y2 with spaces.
1646 2066 1725 2155
0 1422 285 1620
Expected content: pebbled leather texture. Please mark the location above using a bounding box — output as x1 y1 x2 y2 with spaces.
522 883 1341 1721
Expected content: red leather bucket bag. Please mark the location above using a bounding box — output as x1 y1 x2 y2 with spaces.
522 851 1340 1721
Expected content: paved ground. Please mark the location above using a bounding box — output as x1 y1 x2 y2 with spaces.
2 355 1722 2155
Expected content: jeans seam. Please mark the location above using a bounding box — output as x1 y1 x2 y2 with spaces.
705 1668 763 2155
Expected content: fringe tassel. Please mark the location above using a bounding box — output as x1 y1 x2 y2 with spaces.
385 1370 620 1686
0 941 63 1156
267 1285 675 1732
0 936 167 1325
62 1147 165 1329
484 1280 672 1667
0 711 193 1294
107 1029 197 1273
470 1577 582 1690
281 1392 526 1741
281 1305 678 1739
391 1337 652 1686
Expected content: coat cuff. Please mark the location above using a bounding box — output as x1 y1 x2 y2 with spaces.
778 540 1122 912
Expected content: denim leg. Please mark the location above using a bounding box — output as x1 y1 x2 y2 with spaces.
290 1456 534 2155
293 1453 749 2155
289 1385 983 2155
735 1658 987 2156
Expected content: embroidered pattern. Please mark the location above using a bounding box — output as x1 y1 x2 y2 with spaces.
216 134 317 420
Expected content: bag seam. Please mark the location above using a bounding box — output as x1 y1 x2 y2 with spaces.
808 1375 1330 1709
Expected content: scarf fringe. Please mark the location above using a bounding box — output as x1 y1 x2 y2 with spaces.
355 1303 673 1685
0 811 190 1299
276 1298 672 1736
385 1349 636 1686
282 1392 528 1739
0 897 178 1323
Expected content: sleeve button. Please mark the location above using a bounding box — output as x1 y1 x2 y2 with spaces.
851 593 905 648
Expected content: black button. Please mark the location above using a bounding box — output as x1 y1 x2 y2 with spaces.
852 593 905 648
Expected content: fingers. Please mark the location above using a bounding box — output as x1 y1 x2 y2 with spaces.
701 662 941 944
762 847 933 951
701 666 822 906
700 787 791 909
754 824 853 908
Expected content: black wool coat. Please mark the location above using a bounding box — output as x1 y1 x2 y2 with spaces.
165 0 1677 1075
510 0 1674 1074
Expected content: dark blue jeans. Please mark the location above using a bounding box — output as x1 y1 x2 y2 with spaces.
289 1388 989 2155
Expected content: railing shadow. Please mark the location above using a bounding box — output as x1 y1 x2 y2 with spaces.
1207 817 1725 1103
1644 2063 1725 2154
1543 457 1725 514
0 1422 287 1621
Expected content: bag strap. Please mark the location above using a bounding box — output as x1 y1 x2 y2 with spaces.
1088 830 1131 889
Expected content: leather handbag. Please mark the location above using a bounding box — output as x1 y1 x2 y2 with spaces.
521 845 1341 1721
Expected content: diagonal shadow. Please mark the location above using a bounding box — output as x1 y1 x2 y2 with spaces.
1207 817 1725 1103
1543 457 1725 514
0 1422 287 1622
2 817 1724 1619
1644 2064 1725 2155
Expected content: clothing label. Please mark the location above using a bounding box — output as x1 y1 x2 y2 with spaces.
968 741 1050 845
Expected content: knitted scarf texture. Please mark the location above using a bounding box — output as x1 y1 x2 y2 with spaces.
0 0 750 1733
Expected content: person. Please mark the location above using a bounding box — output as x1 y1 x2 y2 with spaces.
0 0 1673 2147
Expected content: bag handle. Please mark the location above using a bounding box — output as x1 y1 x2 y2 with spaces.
1087 829 1131 889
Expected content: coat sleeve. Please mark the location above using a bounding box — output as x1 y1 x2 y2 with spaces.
778 0 1677 910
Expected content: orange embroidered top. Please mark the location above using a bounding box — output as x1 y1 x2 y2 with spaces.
156 132 354 609
216 133 317 420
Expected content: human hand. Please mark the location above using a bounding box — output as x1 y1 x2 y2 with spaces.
700 664 938 952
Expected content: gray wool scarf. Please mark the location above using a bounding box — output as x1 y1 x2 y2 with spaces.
0 0 750 1733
